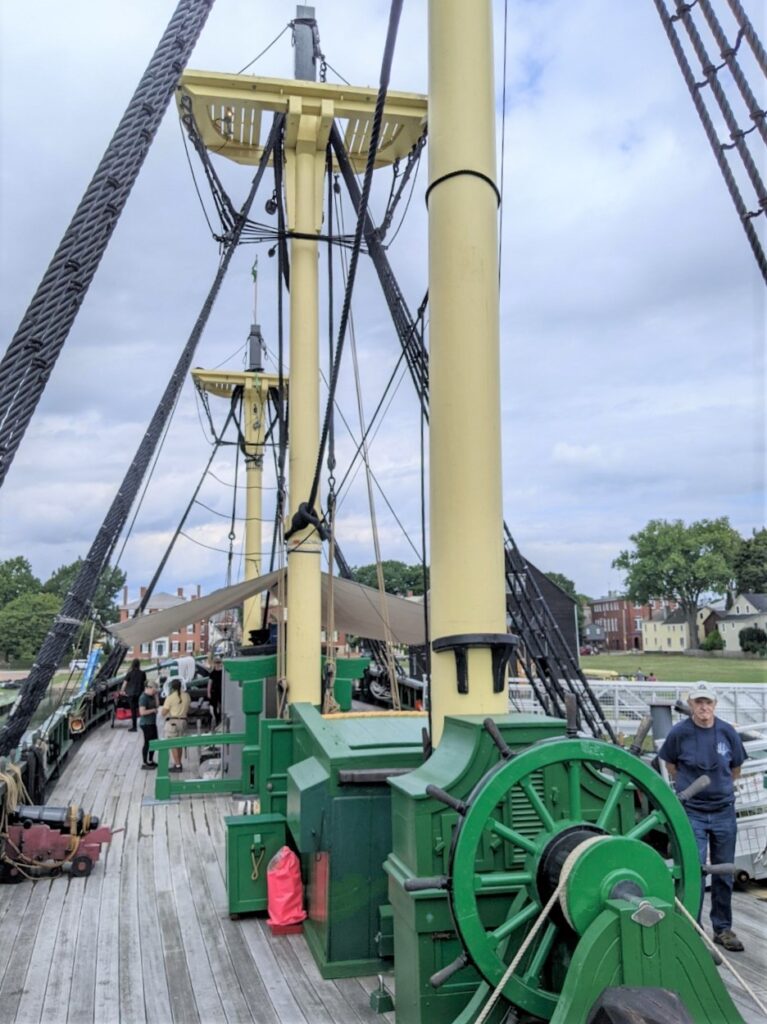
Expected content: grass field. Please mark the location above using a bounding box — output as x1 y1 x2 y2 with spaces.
580 653 767 684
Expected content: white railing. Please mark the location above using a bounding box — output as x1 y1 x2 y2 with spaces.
508 679 767 732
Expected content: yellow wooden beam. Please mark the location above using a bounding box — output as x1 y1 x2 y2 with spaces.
177 71 426 169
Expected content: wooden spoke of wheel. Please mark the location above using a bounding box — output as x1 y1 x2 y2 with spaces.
490 898 538 946
625 808 665 841
488 816 538 854
474 870 534 893
521 921 558 985
519 776 556 831
567 760 582 820
596 771 630 829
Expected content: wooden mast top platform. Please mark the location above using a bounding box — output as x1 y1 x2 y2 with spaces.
177 71 427 170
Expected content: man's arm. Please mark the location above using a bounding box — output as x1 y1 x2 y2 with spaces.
732 766 742 780
663 761 678 781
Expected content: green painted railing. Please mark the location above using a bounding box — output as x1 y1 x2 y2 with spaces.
150 732 247 800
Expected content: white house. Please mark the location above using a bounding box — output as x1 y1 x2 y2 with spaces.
716 593 767 652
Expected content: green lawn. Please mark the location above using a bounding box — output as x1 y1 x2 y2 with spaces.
580 653 766 684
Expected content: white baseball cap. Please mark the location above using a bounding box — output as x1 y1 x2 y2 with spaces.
688 681 717 702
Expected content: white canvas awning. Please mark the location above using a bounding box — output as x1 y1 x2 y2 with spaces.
110 569 426 648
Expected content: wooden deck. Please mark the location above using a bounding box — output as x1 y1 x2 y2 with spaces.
0 722 765 1024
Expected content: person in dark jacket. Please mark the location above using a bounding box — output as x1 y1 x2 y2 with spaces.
207 655 223 728
138 680 159 770
659 681 747 952
120 657 147 732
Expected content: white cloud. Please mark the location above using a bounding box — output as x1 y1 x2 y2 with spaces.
0 0 764 606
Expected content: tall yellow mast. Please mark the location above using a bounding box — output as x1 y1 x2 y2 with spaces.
177 9 426 705
427 0 509 742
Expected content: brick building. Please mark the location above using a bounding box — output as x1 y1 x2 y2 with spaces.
589 592 675 652
118 585 208 661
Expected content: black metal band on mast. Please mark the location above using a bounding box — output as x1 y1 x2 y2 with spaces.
0 115 285 758
0 0 216 490
329 131 616 739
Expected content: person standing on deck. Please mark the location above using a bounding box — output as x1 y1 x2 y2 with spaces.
138 680 159 770
659 681 747 952
207 654 223 728
161 678 190 772
120 657 146 732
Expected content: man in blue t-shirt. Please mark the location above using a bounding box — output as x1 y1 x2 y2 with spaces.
659 681 747 952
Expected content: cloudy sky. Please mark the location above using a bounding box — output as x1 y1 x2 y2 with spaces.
0 0 764 607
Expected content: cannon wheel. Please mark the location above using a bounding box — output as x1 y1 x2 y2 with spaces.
447 737 701 1022
70 854 94 877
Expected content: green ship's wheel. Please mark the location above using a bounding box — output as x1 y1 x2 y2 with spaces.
447 736 701 1021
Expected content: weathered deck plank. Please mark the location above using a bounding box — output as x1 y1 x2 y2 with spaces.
136 808 173 1024
37 880 84 1024
0 880 50 1021
117 758 148 1024
178 799 255 1022
1 721 765 1024
166 802 226 1022
188 799 282 1024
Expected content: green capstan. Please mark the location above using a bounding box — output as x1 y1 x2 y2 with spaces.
386 719 744 1024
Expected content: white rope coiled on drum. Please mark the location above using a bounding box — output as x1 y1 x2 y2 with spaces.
475 835 608 1024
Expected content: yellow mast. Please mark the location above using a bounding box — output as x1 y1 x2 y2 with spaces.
427 0 509 742
191 366 279 642
177 13 426 706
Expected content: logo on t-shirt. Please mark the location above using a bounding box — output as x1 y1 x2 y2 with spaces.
717 740 731 760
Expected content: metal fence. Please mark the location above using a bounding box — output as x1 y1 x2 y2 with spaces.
509 680 767 733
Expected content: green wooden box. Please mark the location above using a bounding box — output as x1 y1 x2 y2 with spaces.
225 812 286 917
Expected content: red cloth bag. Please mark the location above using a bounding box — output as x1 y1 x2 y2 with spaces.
266 846 307 926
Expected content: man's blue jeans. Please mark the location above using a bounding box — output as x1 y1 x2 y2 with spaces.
686 804 737 934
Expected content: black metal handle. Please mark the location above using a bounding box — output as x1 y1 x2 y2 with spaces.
426 784 468 816
628 715 653 756
404 875 449 892
430 952 468 989
677 774 711 802
483 718 514 759
565 694 579 738
703 862 737 876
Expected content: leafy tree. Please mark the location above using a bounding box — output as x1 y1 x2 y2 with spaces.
733 528 767 595
739 626 767 656
701 629 724 651
0 556 41 608
613 518 741 649
43 559 126 624
351 560 429 597
0 591 61 663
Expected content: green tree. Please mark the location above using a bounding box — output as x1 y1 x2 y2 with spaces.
0 591 62 662
701 629 724 651
43 559 126 625
613 518 741 649
739 626 767 656
0 556 41 608
733 528 767 595
351 560 429 596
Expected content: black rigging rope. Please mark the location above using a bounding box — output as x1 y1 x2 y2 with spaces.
0 114 285 758
651 0 767 283
131 398 240 619
0 0 217 491
303 0 404 519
